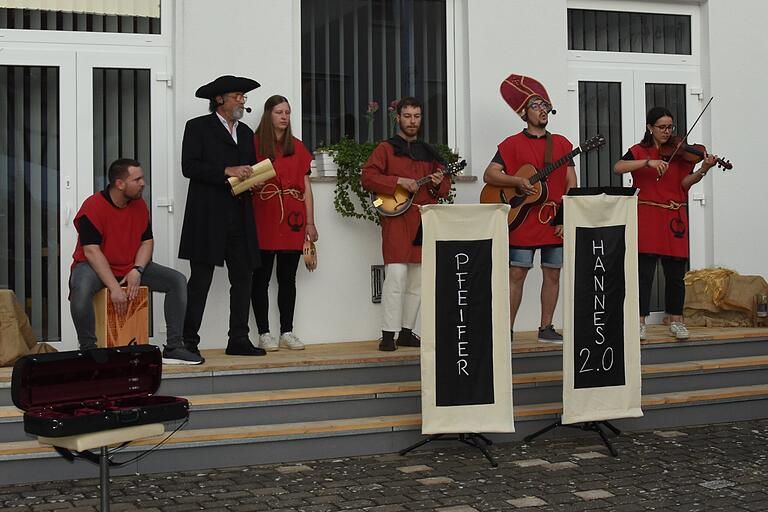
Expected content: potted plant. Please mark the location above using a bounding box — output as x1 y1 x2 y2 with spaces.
317 137 461 225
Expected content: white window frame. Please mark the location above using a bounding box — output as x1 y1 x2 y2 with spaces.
0 0 172 47
567 0 701 68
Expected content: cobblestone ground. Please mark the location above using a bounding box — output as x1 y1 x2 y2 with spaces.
2 419 767 511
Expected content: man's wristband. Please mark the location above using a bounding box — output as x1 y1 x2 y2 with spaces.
133 265 145 275
644 159 650 168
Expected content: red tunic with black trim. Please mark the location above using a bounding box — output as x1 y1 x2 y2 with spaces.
251 136 314 251
71 193 149 276
361 142 450 264
628 144 694 258
498 132 572 247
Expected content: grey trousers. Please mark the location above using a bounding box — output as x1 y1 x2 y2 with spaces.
69 261 187 350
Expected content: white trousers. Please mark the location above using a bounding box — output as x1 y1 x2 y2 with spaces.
381 263 421 333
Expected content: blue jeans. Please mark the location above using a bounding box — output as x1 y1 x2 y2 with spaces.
509 246 563 269
69 262 187 350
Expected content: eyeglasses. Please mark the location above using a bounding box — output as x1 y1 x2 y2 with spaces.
528 102 552 113
226 93 248 102
653 124 675 132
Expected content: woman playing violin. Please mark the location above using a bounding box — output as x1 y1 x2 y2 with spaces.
614 106 718 341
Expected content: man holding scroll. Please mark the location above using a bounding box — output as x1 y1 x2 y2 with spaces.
179 75 265 358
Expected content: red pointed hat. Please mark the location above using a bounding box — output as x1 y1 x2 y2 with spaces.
500 74 551 118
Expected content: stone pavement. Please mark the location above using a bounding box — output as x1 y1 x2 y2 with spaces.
2 419 767 511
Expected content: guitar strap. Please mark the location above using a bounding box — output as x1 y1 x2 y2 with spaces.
544 131 553 169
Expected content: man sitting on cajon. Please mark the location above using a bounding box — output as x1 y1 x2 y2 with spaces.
69 158 203 365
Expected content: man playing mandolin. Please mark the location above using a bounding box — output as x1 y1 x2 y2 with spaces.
362 97 451 351
482 74 577 343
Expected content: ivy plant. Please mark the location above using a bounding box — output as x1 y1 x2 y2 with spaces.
317 137 461 225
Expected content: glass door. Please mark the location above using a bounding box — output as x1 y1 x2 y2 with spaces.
0 49 78 344
72 51 171 350
1 49 171 349
568 66 702 321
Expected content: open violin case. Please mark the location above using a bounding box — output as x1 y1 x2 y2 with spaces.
12 345 189 438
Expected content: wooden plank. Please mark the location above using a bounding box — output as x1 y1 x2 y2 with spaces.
3 383 768 457
2 327 768 383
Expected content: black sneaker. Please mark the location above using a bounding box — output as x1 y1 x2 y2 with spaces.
538 324 563 344
184 343 206 363
225 339 267 356
163 346 204 365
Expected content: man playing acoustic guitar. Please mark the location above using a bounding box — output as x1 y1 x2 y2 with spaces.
362 97 450 351
482 74 577 343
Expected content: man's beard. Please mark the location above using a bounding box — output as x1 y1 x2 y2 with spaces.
231 106 245 121
399 124 419 137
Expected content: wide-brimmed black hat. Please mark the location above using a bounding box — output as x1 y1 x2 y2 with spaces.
195 75 260 99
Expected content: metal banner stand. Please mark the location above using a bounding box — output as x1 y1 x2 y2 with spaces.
524 417 621 456
399 433 498 466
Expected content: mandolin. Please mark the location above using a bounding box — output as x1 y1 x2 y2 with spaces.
479 134 606 230
371 159 467 217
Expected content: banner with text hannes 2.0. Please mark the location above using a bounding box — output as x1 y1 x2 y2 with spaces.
420 204 514 434
562 189 643 424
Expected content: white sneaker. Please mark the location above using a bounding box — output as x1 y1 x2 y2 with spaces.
279 332 305 350
669 321 689 340
258 332 279 351
639 323 647 341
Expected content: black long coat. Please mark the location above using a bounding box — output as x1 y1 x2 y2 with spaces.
178 113 260 267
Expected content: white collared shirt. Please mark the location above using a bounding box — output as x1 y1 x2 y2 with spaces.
216 112 239 143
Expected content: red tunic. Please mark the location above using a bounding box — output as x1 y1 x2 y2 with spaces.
71 193 149 276
629 144 694 258
361 141 450 264
498 132 572 247
252 137 314 251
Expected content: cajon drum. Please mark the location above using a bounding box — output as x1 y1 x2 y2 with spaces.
93 286 149 347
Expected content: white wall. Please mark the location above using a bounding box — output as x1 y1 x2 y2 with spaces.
462 0 571 331
173 0 384 346
704 0 768 275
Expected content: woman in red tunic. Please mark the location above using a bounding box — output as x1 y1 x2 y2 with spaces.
250 95 317 351
614 107 717 340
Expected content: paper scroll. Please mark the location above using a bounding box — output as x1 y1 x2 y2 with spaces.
228 159 277 196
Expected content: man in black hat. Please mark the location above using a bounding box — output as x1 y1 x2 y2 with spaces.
179 75 265 357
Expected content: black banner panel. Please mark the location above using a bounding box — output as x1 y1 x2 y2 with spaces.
435 239 494 406
573 225 626 389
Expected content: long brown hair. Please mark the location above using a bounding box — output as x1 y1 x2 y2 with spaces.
255 95 295 159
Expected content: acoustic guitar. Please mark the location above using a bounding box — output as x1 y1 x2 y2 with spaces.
371 159 467 217
479 135 606 229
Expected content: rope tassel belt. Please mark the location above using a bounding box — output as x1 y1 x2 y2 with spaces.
638 200 687 210
259 183 305 223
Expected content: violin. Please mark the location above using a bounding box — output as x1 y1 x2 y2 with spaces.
659 135 733 170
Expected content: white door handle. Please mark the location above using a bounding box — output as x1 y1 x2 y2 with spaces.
691 192 706 206
63 203 73 225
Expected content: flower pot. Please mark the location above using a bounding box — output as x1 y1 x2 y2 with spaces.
314 151 338 177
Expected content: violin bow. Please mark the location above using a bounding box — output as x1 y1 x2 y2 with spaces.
666 95 714 163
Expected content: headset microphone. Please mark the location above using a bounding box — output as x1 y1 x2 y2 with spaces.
245 107 252 113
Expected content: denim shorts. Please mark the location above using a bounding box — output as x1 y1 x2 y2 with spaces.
509 246 563 269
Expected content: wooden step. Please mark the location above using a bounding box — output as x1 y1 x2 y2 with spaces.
2 383 768 459
3 354 768 422
0 414 422 457
3 327 767 385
